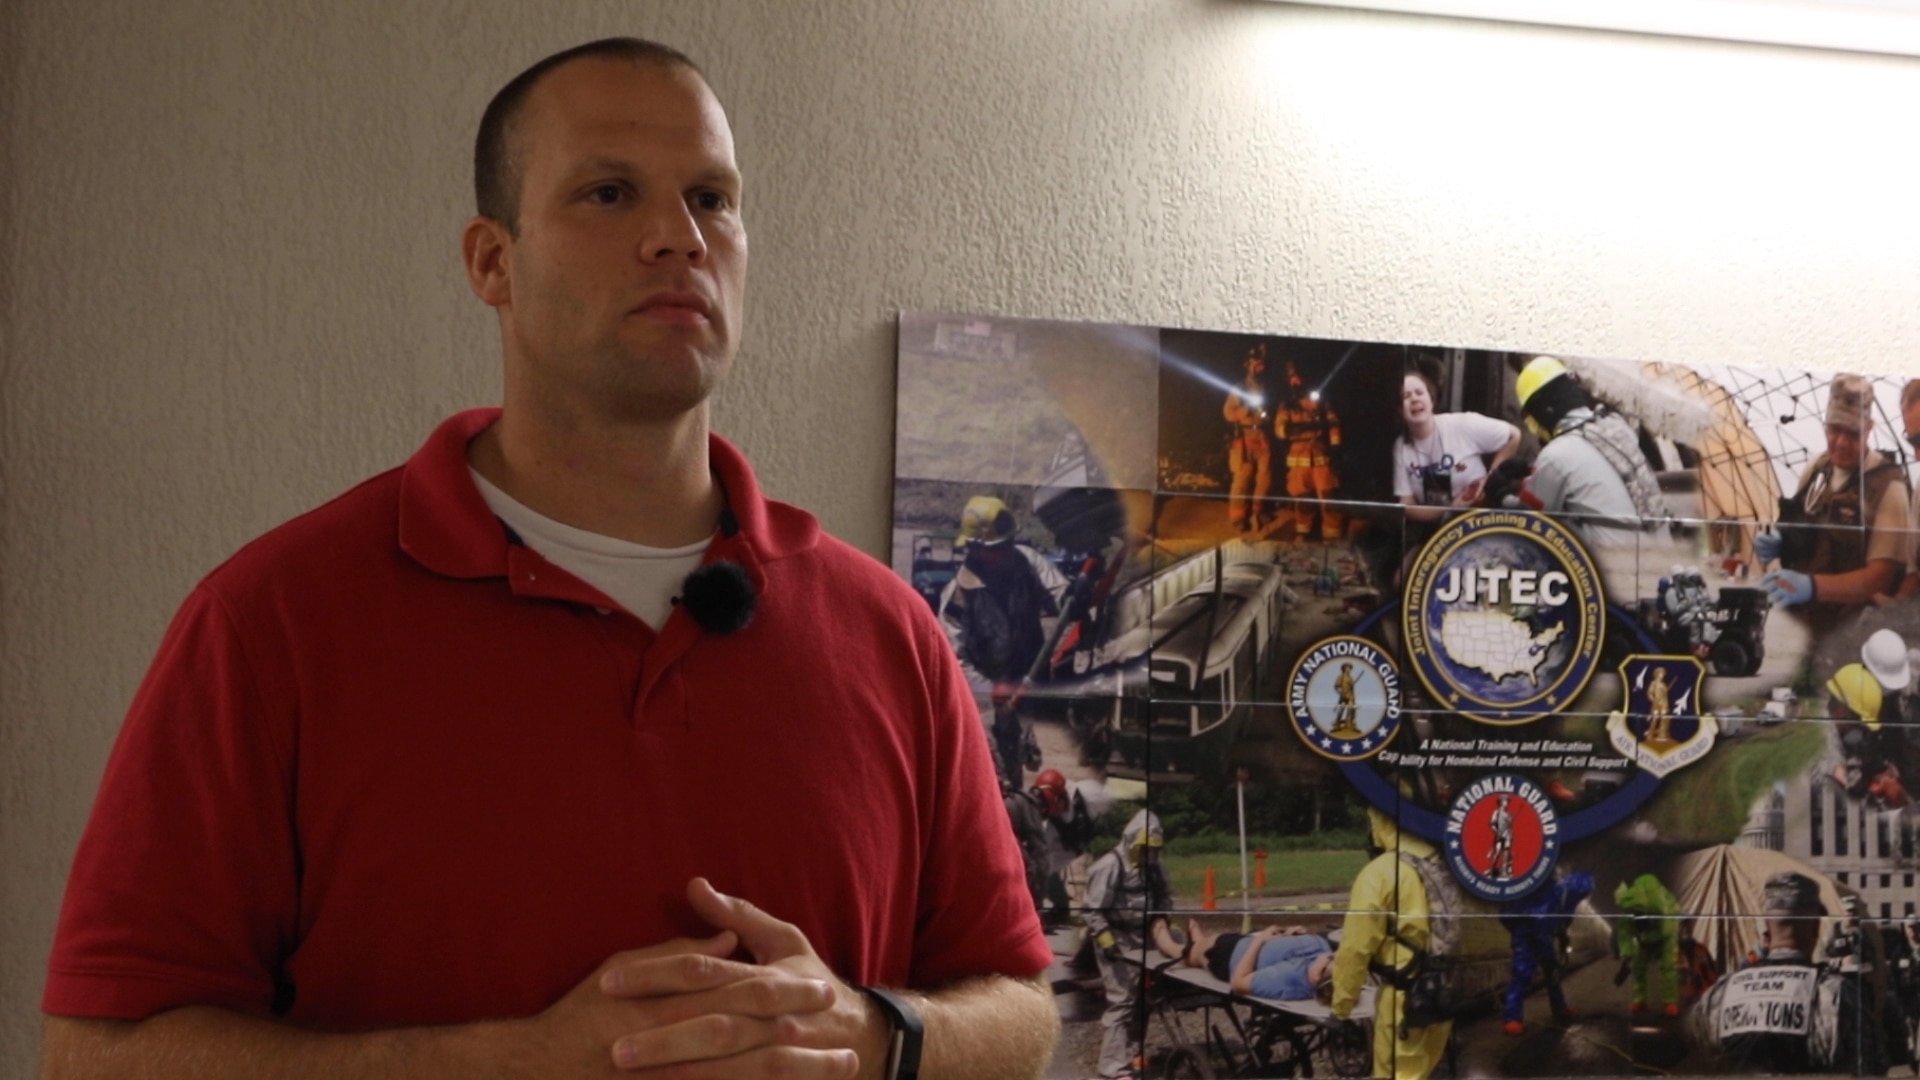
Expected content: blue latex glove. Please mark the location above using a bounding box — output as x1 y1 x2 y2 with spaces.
1753 531 1783 563
1761 569 1816 607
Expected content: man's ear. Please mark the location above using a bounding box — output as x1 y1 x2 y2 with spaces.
462 216 511 308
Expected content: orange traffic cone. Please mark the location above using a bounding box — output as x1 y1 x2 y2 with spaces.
1254 850 1268 889
1202 865 1218 910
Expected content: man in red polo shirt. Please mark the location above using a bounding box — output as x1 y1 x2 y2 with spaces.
41 38 1056 1079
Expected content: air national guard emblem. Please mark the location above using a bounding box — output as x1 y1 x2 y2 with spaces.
1403 510 1604 725
1605 655 1717 778
1445 774 1560 901
1287 636 1402 762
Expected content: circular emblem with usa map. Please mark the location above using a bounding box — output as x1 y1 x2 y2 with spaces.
1402 510 1603 724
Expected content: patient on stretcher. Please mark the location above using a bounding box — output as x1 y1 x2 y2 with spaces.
1159 918 1338 1002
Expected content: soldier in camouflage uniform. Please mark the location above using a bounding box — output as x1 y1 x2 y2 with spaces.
1687 871 1887 1075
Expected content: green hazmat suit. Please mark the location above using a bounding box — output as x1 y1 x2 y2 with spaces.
1613 873 1681 1012
1330 808 1451 1080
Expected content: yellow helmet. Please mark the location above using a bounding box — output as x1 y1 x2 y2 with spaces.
1516 356 1569 409
1516 356 1574 440
956 495 1016 546
1827 663 1884 727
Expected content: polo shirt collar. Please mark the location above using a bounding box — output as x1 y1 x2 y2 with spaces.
398 408 818 582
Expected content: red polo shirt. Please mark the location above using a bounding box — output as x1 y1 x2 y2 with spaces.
46 409 1049 1026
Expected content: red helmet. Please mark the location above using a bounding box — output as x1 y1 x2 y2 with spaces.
1034 769 1068 815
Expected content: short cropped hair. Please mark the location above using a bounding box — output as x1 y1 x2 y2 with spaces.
474 37 703 235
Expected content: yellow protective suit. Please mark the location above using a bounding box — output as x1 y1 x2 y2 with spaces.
1330 808 1450 1080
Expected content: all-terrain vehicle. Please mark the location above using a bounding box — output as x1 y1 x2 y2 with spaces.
1635 571 1769 677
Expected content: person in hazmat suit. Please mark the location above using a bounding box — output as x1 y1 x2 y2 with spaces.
1083 809 1172 1080
1614 873 1682 1017
1499 871 1595 1034
1329 807 1456 1080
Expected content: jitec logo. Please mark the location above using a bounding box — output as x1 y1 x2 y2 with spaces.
1432 566 1574 607
1444 774 1559 901
1404 511 1604 724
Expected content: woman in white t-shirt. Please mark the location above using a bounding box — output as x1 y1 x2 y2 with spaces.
1392 369 1521 522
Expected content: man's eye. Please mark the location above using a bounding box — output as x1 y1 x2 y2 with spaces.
587 184 627 205
692 190 731 211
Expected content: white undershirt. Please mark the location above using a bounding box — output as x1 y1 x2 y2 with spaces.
469 468 710 631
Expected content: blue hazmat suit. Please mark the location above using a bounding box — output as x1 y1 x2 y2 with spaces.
1499 872 1594 1024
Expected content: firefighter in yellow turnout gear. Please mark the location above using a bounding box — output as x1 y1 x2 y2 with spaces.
1222 345 1274 532
1330 808 1451 1080
1274 361 1343 542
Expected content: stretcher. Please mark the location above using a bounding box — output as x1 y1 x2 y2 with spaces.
1140 959 1376 1078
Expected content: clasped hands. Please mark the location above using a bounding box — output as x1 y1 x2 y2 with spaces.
527 877 884 1077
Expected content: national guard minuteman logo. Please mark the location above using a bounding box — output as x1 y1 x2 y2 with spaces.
1445 774 1560 901
1403 510 1604 724
1287 635 1402 761
1605 655 1717 778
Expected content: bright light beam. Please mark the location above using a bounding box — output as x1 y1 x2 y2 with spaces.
1314 343 1364 401
1163 348 1260 407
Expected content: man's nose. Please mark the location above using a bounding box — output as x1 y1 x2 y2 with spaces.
638 198 707 264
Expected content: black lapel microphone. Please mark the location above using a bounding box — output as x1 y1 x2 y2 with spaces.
675 560 757 635
672 504 755 635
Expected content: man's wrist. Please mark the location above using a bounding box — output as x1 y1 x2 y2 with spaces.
856 985 923 1080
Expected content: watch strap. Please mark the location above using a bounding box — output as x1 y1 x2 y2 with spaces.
858 984 923 1080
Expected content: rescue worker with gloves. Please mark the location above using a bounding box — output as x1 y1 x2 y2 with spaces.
1083 810 1172 1080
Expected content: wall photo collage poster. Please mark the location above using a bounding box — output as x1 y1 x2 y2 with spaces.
890 310 1920 1078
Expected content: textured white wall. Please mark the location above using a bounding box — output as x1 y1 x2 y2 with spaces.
3 0 1916 1069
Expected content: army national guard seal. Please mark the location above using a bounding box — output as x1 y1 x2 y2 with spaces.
1404 510 1604 724
1445 774 1561 901
1287 635 1402 761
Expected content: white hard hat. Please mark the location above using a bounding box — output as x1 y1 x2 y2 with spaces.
1862 629 1912 691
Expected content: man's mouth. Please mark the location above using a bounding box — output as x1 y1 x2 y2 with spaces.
632 291 712 324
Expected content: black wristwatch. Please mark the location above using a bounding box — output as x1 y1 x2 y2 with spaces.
858 985 923 1080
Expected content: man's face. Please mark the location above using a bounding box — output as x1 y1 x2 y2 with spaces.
1826 415 1868 472
1903 398 1920 453
479 59 747 425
